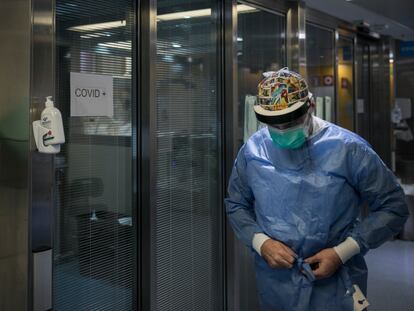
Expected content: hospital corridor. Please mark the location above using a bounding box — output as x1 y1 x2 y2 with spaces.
1 0 414 310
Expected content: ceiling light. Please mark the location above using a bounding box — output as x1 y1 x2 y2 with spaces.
81 34 100 39
163 55 174 62
69 20 126 32
157 9 211 21
172 43 182 48
70 4 258 32
389 52 395 64
80 32 112 39
237 4 259 13
157 4 257 21
98 41 131 50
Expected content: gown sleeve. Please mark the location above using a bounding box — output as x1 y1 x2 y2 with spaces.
225 146 264 247
348 143 409 255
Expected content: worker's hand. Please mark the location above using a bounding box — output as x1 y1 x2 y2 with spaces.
304 248 342 280
260 239 297 269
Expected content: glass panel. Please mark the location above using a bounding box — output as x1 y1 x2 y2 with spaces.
337 36 355 131
356 42 371 141
154 1 221 310
306 23 335 122
53 0 136 310
237 3 286 145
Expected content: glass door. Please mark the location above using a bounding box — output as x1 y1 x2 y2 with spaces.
231 3 287 311
151 1 223 310
53 0 137 309
337 36 355 131
306 23 335 122
356 41 371 141
237 2 287 145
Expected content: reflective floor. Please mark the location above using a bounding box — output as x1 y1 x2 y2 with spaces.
54 260 132 311
366 239 414 311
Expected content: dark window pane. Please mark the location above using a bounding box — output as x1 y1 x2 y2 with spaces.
356 42 371 141
154 1 221 310
237 3 286 144
306 23 335 122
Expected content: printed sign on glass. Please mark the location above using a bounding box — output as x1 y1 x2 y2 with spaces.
70 72 114 117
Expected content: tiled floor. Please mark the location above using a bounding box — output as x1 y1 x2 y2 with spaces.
365 239 414 311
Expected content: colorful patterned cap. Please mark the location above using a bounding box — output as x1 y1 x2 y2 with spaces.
254 67 312 124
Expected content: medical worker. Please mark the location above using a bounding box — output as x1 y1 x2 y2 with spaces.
225 68 409 311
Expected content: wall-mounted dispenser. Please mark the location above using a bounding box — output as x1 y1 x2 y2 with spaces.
32 96 65 153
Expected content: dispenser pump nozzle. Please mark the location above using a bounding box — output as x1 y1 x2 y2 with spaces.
45 96 54 108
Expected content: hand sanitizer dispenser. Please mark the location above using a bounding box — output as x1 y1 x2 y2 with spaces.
33 96 65 154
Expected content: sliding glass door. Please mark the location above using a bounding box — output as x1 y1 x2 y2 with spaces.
53 0 136 309
237 2 287 145
306 23 335 122
151 1 223 309
356 41 371 142
53 1 224 310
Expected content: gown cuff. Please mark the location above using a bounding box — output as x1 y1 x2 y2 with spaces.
333 237 361 264
252 233 271 256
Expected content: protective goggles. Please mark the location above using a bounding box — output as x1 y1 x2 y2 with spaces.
267 111 311 132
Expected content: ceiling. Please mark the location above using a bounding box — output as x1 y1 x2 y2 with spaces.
305 0 414 41
352 0 414 31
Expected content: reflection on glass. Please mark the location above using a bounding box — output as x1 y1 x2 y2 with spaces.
68 20 126 32
154 1 221 310
237 3 286 144
64 15 132 136
356 43 371 141
337 36 355 131
53 0 135 310
157 8 212 21
306 23 335 122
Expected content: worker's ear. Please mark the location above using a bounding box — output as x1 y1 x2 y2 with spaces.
309 96 316 109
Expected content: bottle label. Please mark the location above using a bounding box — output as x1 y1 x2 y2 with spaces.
42 116 52 129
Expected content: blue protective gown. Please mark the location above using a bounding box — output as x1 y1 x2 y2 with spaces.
225 118 409 311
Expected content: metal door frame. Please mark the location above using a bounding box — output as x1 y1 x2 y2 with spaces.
30 0 55 309
139 1 156 310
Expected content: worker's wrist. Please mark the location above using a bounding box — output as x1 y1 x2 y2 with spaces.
333 237 360 264
252 233 271 256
